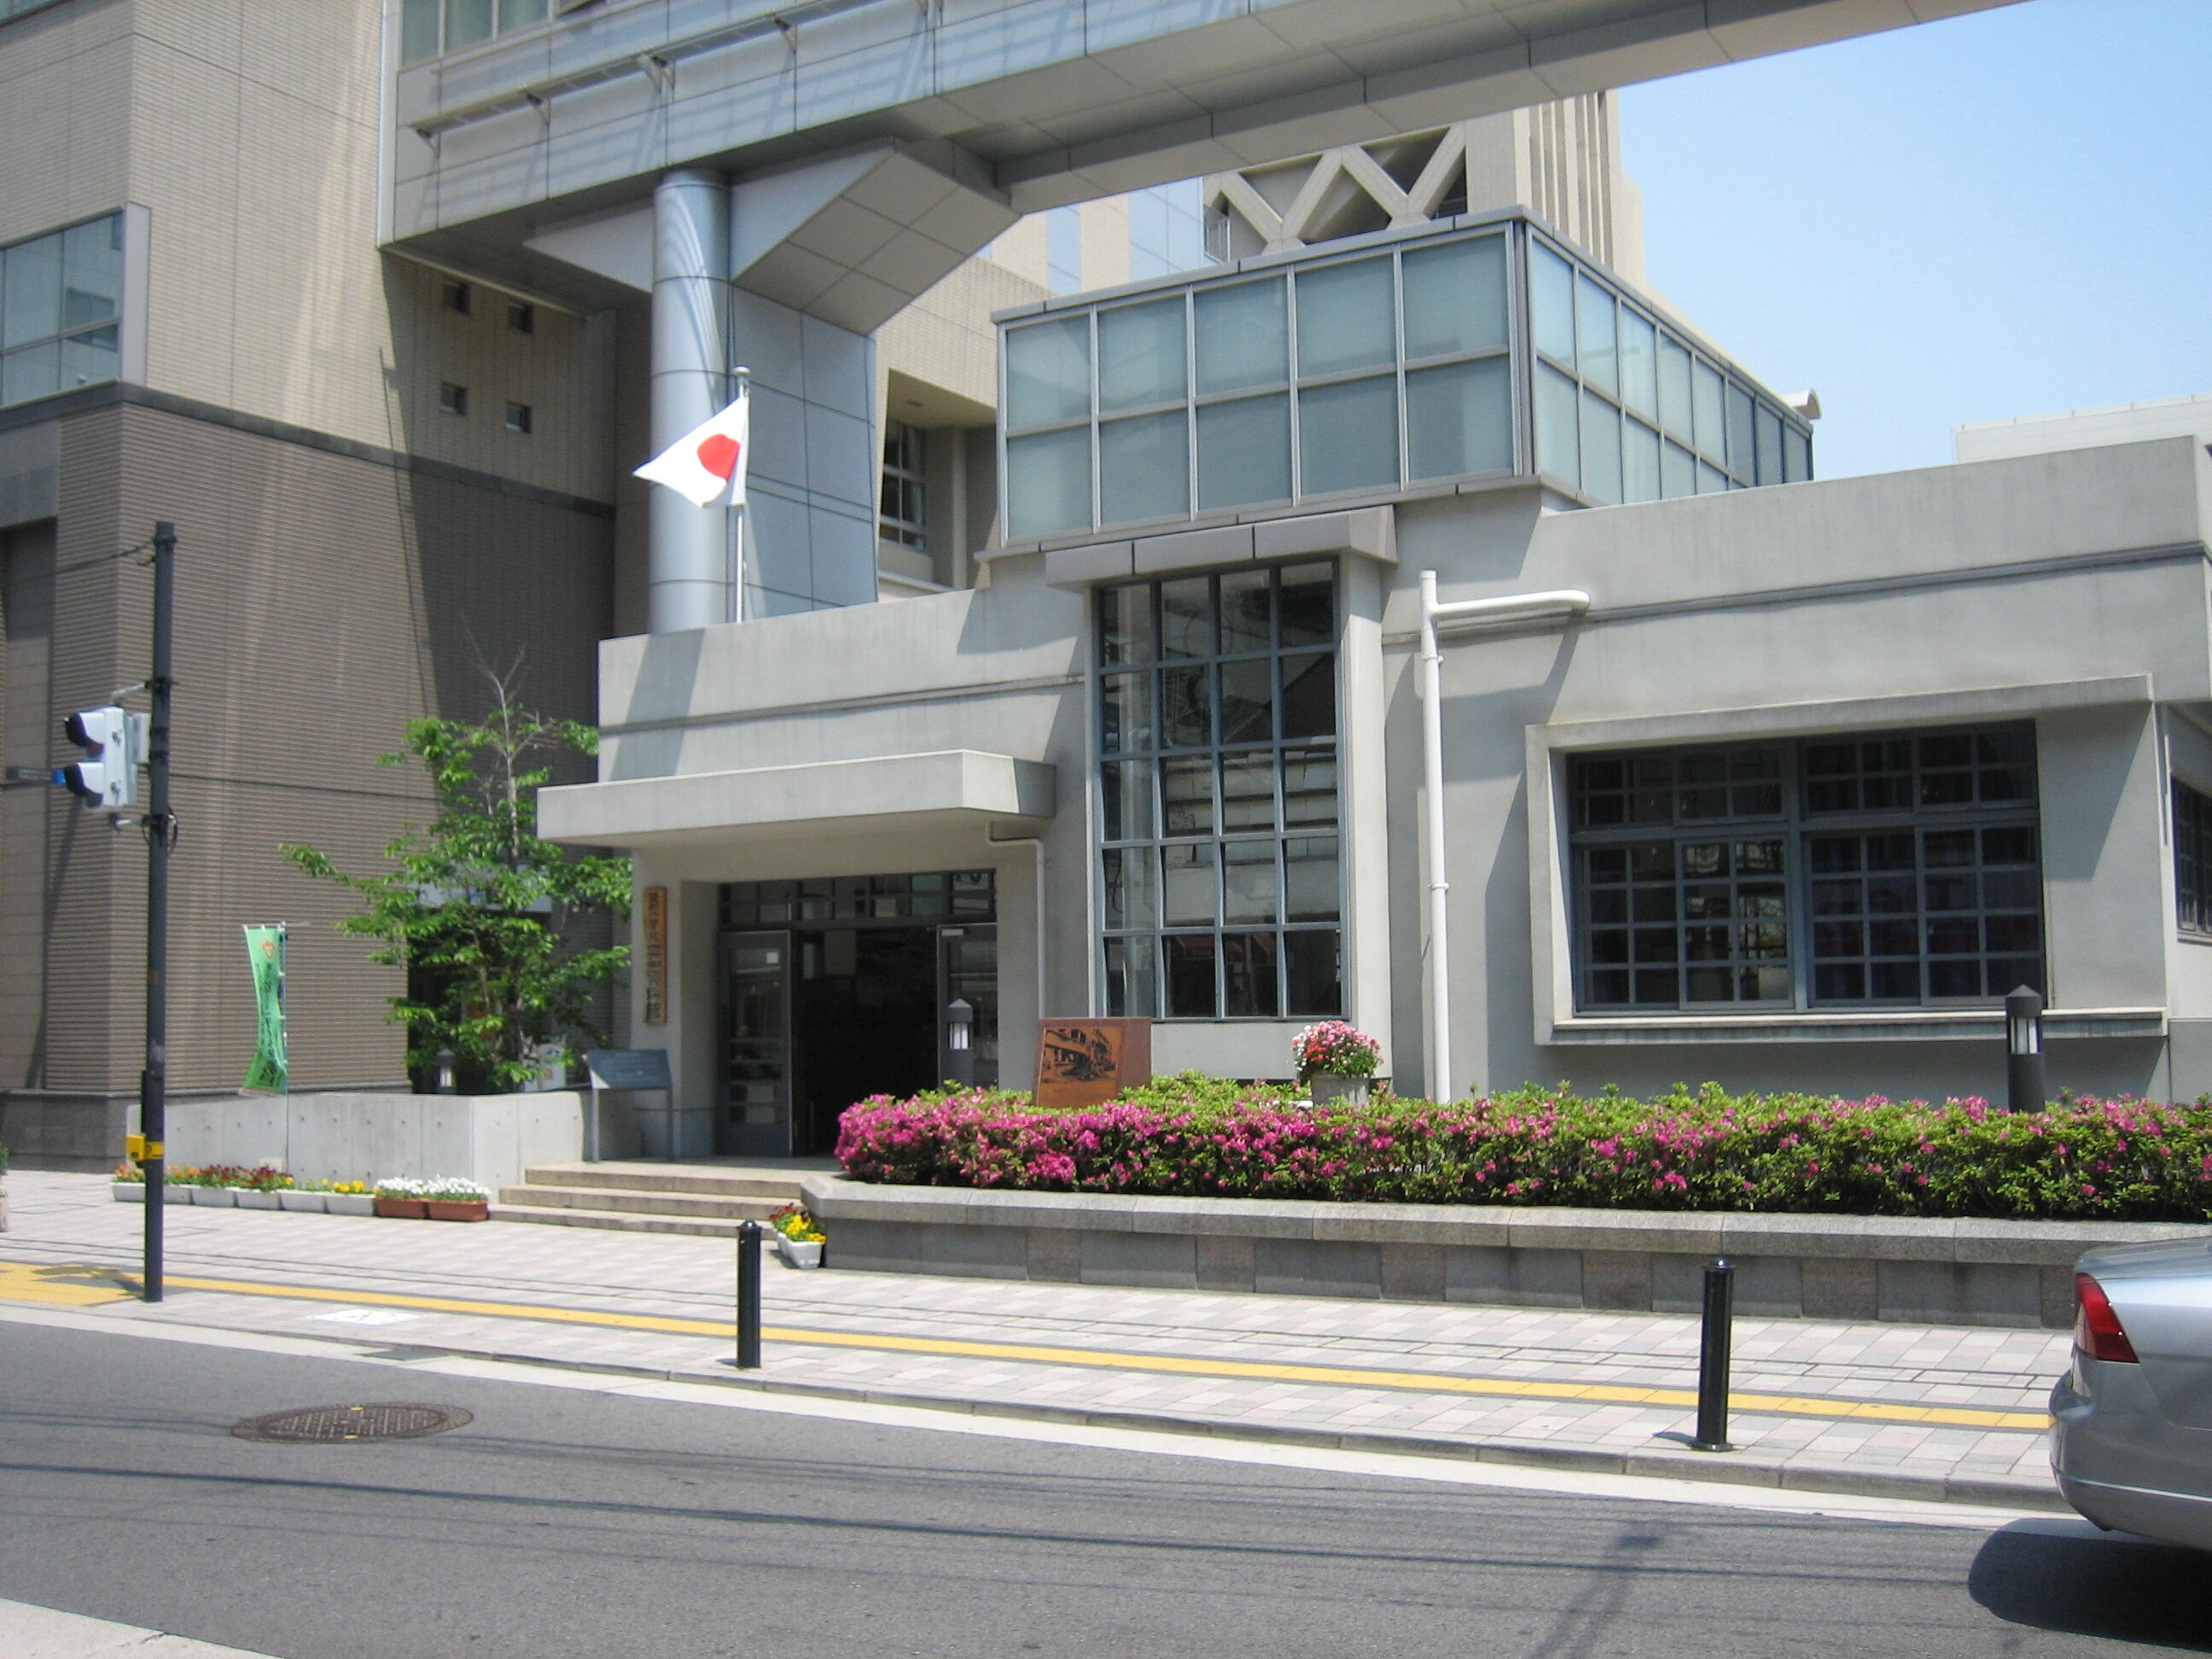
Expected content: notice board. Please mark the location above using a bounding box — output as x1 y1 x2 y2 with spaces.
1033 1018 1152 1109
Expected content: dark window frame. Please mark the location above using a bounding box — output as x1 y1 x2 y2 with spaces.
1566 724 2043 1015
1095 560 1343 1022
2177 779 2212 938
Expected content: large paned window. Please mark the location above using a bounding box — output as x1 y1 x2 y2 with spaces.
1568 725 2041 1012
1528 235 1811 504
879 420 928 550
400 0 548 61
1004 227 1515 539
2176 781 2212 937
1 213 121 410
1097 562 1342 1020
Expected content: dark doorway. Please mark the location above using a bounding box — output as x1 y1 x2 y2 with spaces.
791 926 940 1154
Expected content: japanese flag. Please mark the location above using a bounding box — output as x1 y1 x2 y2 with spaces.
634 385 749 508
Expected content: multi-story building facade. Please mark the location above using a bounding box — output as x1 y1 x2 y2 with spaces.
3 0 2078 1168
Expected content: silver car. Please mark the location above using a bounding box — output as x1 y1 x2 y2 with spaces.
2050 1237 2212 1550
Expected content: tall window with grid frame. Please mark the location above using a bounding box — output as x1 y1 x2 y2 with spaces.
1097 562 1342 1021
1567 725 2043 1013
879 420 928 551
2176 779 2212 937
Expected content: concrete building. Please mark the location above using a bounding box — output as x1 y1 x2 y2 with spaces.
0 0 2033 1165
1956 393 2212 464
543 196 2212 1154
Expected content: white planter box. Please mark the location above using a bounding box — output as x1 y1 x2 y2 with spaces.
161 1185 191 1205
189 1187 235 1207
233 1189 281 1209
777 1236 824 1269
276 1190 328 1214
113 1183 146 1203
325 1193 375 1217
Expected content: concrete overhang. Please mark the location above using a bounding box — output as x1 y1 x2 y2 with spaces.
538 749 1057 851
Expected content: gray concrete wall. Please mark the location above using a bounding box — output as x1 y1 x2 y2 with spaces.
805 1176 2209 1330
162 1090 591 1190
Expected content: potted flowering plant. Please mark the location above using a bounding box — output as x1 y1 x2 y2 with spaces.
113 1162 146 1203
323 1179 375 1218
191 1164 244 1207
374 1177 430 1220
768 1202 825 1268
423 1177 492 1223
1292 1020 1382 1106
230 1166 294 1210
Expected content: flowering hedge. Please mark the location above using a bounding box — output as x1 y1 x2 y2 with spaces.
833 1075 2212 1221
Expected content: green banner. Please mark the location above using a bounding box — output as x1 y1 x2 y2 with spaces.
242 923 288 1093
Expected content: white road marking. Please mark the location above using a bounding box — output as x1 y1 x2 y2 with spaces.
1 1301 2056 1534
310 1307 420 1326
0 1592 285 1657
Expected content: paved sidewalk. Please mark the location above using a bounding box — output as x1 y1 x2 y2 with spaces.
0 1171 2069 1508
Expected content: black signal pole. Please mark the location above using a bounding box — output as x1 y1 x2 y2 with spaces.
141 521 175 1301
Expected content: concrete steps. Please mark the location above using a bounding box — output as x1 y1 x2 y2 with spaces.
492 1159 832 1237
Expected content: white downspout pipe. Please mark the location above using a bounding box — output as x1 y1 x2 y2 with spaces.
1417 577 1592 1103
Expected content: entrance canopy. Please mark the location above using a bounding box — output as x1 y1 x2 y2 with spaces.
538 748 1056 853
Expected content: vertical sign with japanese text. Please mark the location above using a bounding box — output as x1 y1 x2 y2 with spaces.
642 886 668 1025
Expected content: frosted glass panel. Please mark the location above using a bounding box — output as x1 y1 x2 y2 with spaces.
1006 427 1091 536
1195 279 1286 394
1580 390 1621 505
1005 316 1091 428
1406 357 1511 479
1657 335 1694 445
1099 299 1186 412
1726 382 1755 477
447 0 493 46
1295 257 1394 377
3 234 60 346
1536 364 1580 486
1401 236 1507 358
1531 242 1575 365
1099 410 1189 523
1619 309 1657 422
1575 276 1616 396
61 218 121 330
1692 360 1726 463
1755 406 1783 486
1623 418 1661 504
1297 375 1397 495
1196 394 1289 509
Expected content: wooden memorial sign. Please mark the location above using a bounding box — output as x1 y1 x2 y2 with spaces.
1033 1018 1152 1109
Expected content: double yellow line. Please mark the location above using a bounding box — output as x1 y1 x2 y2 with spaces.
0 1258 2050 1431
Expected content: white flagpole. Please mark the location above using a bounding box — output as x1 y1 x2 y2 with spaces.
730 364 751 623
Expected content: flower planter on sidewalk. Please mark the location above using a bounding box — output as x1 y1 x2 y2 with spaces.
112 1183 145 1204
374 1196 428 1220
327 1193 375 1217
276 1190 328 1213
233 1189 282 1209
189 1187 235 1208
425 1199 490 1223
777 1236 824 1269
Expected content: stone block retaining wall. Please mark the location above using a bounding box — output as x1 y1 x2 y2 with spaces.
801 1176 2209 1329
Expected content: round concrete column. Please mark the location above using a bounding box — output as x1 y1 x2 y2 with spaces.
648 167 731 633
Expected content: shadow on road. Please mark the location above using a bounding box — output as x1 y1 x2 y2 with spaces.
1970 1519 2212 1650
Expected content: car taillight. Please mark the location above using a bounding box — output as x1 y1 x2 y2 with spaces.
2075 1272 2139 1364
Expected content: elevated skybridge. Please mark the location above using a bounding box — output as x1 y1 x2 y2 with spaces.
388 0 2011 288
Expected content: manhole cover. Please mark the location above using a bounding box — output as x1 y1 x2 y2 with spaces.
231 1403 471 1443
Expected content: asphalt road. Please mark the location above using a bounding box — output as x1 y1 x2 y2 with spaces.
0 1319 2204 1659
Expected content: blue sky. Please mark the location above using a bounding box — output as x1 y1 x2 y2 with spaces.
1621 0 2211 478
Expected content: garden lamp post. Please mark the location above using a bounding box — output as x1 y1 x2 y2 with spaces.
945 997 975 1086
2005 986 2046 1114
434 1048 458 1095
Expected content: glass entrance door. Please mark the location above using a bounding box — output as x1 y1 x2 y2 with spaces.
719 930 791 1156
939 925 998 1087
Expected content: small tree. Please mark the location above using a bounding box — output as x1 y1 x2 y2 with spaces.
283 687 631 1093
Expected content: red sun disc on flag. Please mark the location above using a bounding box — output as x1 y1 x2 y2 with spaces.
696 434 742 480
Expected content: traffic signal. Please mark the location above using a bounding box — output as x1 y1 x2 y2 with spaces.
60 704 142 810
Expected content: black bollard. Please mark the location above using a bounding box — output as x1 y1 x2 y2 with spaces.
1691 1258 1735 1452
736 1220 763 1370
